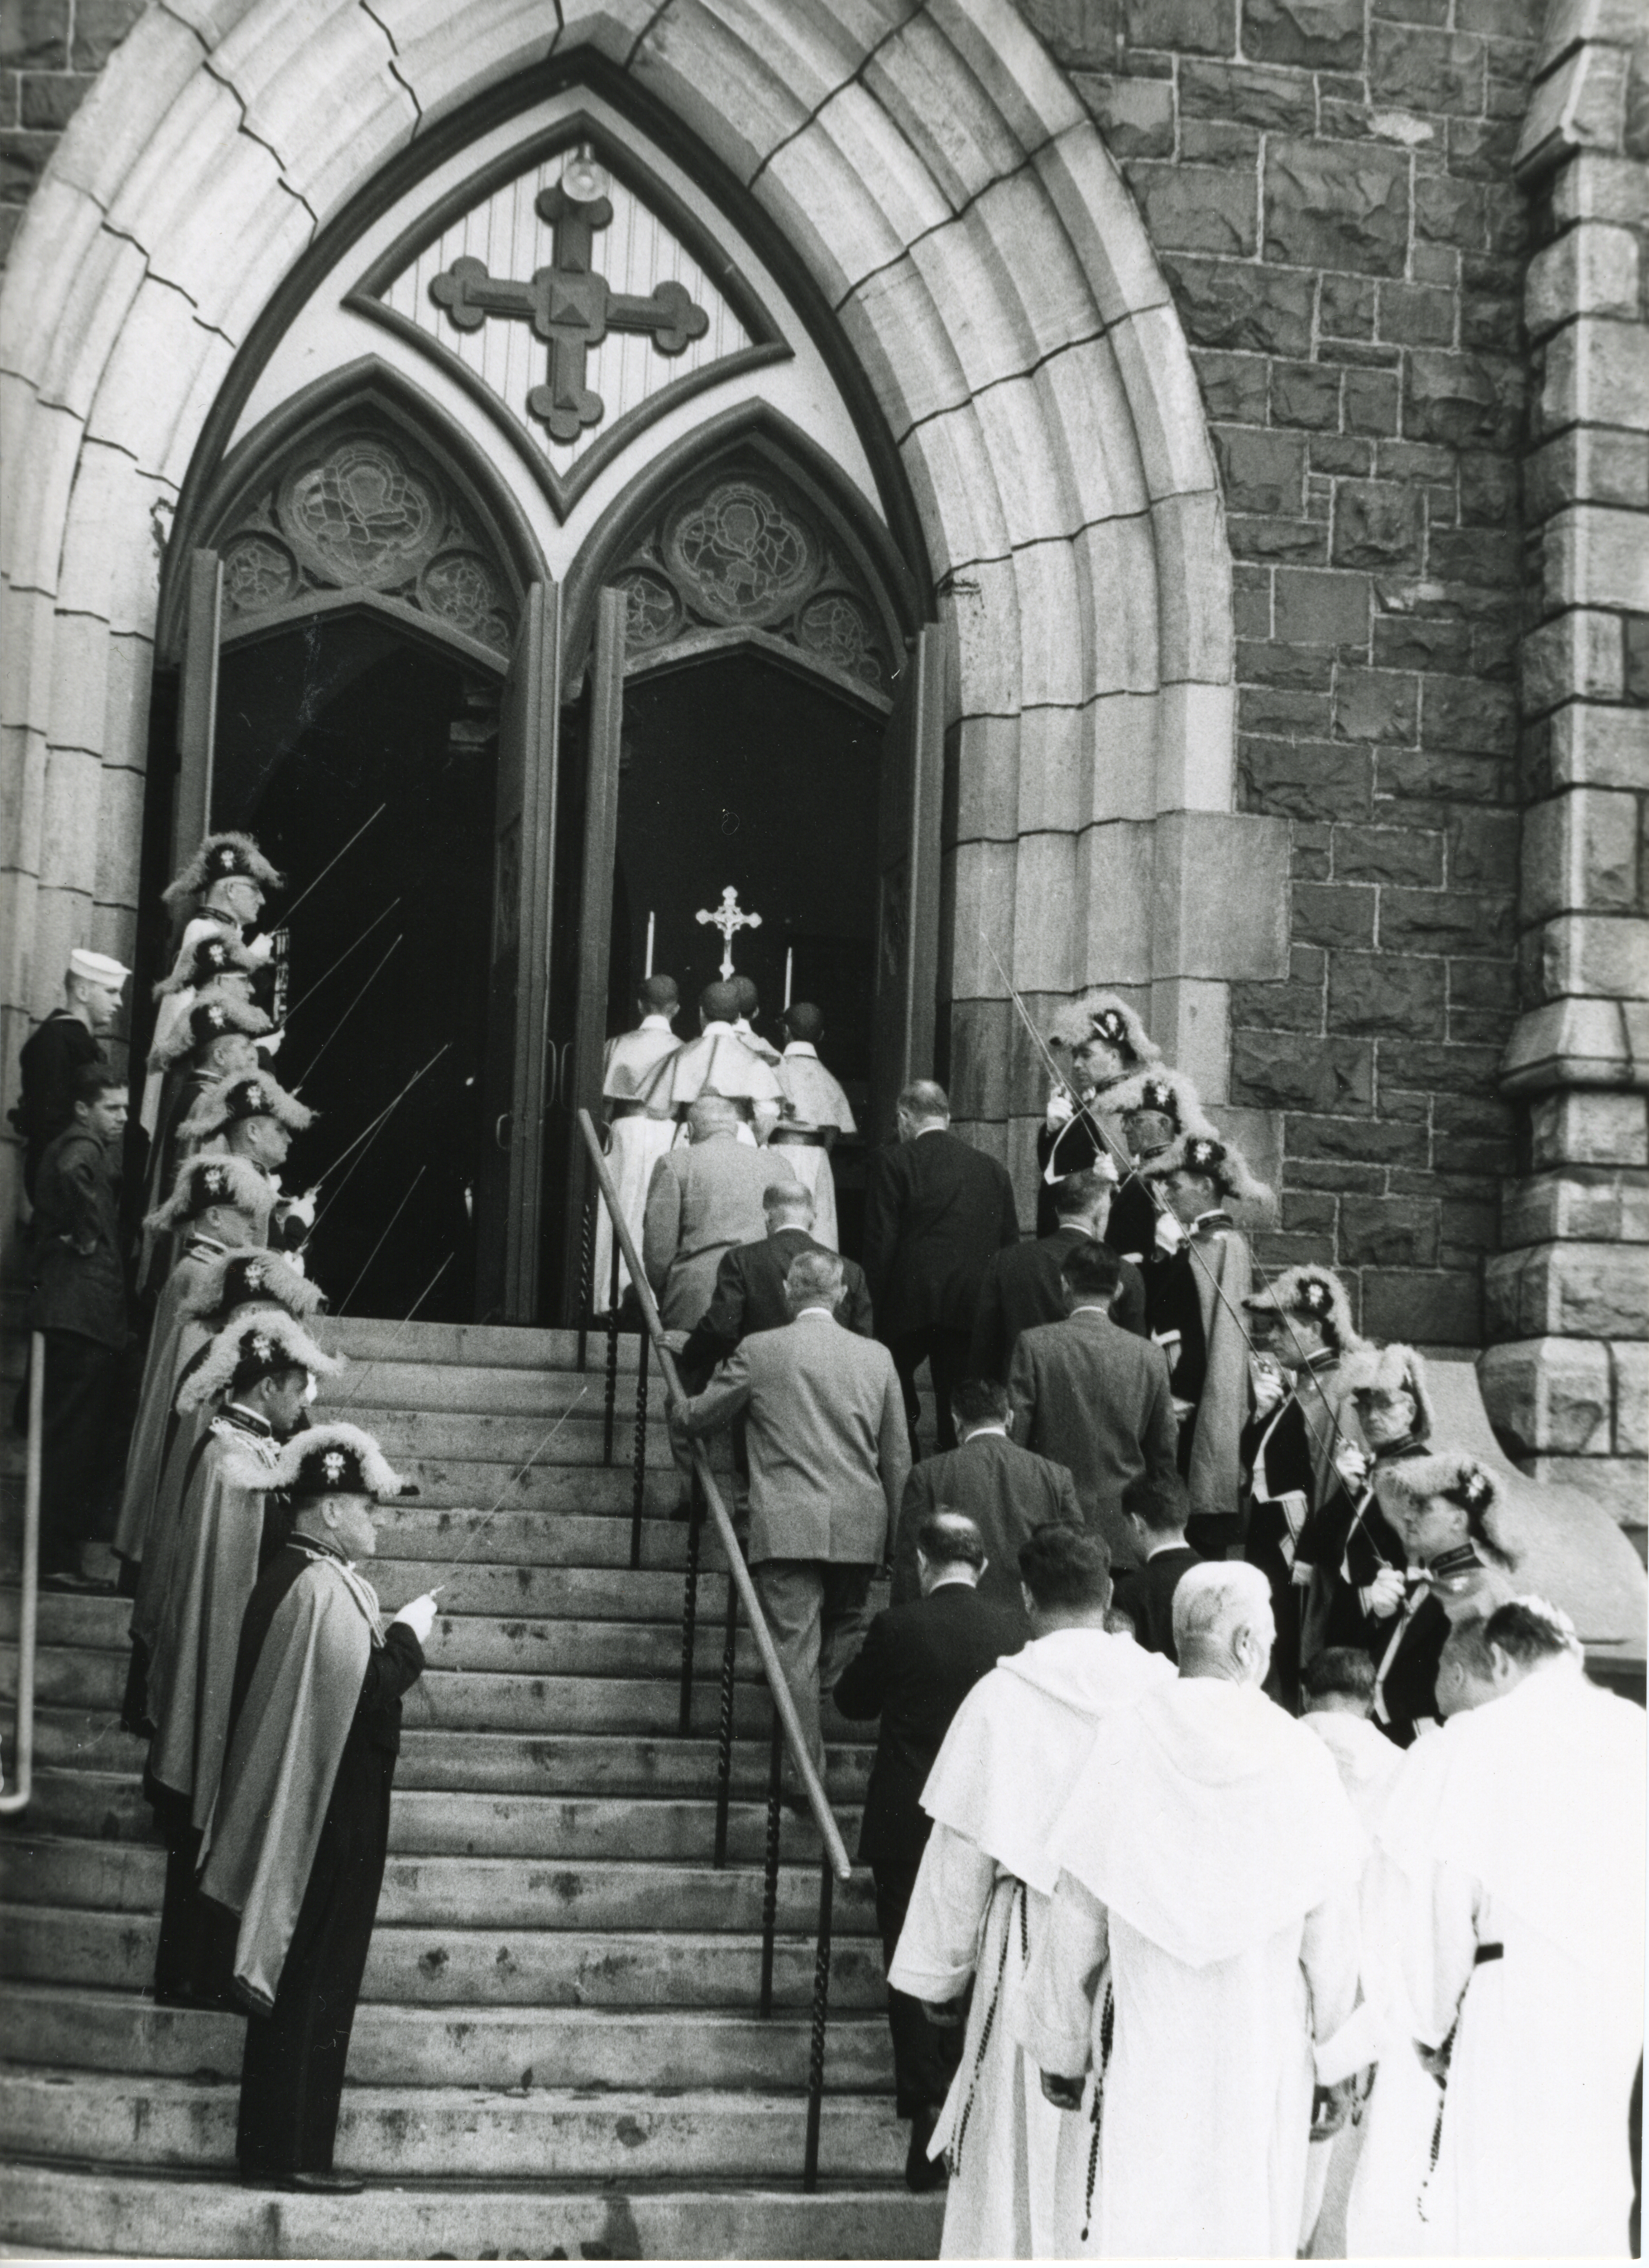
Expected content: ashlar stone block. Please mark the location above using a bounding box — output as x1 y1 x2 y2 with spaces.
864 8 1027 207
757 116 911 307
0 721 48 890
802 79 952 277
45 7 208 209
1478 1337 1614 1456
1531 1086 1649 1169
926 0 1086 156
1012 831 1080 991
1074 818 1153 982
953 711 1020 843
907 206 1050 396
83 275 231 487
944 551 1022 717
1485 1240 1649 1339
44 609 110 757
1613 1340 1649 1457
1152 811 1291 981
1086 690 1159 823
0 384 82 598
1521 608 1626 711
1034 338 1151 526
376 0 556 120
839 257 971 440
1526 427 1649 522
212 0 418 224
1075 514 1159 697
1502 1170 1649 1251
1544 504 1649 614
1033 122 1173 332
625 4 818 187
1519 1452 1648 1527
1109 303 1218 500
947 835 1020 998
0 177 104 391
1525 222 1641 342
1014 701 1093 837
1533 910 1649 1000
1264 138 1409 277
1156 680 1237 813
900 401 1012 575
1515 41 1630 178
1014 535 1089 708
1540 317 1649 436
1152 489 1235 684
55 437 169 636
1520 786 1641 922
0 583 59 735
130 117 308 346
38 741 103 896
1552 152 1649 231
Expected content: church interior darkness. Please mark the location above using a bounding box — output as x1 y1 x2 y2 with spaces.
211 618 496 1323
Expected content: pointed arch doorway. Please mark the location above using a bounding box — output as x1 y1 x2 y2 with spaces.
543 428 942 1322
163 399 940 1327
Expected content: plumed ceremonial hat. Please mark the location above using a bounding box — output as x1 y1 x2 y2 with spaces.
144 1150 272 1233
176 1309 339 1414
262 1422 412 1500
68 947 131 988
177 1246 324 1325
1046 987 1162 1069
1243 1262 1363 1354
1103 1069 1218 1161
179 1069 315 1144
153 930 259 999
1378 1450 1504 1523
1148 1129 1274 1209
1339 1341 1436 1442
163 831 285 906
147 987 273 1072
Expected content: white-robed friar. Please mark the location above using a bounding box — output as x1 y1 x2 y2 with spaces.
889 1526 1173 2258
1021 1561 1364 2259
593 975 683 1309
770 1001 857 1253
1348 1596 1645 2260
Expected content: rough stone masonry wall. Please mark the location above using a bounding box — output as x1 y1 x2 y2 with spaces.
1021 0 1539 1351
1483 0 1648 1531
0 0 144 262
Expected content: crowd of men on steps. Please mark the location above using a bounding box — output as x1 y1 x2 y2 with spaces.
7 827 1644 2252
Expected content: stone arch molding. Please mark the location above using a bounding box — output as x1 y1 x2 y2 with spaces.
0 0 1282 1182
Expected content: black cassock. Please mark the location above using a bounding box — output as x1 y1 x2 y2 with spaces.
215 1543 423 2178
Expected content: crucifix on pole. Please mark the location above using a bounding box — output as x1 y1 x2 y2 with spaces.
429 168 710 445
696 886 762 981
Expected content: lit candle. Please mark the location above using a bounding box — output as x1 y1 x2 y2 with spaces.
784 947 793 1009
645 912 655 979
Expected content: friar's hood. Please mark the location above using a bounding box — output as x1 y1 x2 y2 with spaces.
921 1626 1173 1895
1048 1677 1364 1967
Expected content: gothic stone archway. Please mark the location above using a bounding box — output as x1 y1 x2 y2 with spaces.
0 0 1286 1247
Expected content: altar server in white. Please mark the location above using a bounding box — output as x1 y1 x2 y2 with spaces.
771 1000 856 1252
1352 1596 1644 2260
890 1526 1172 2257
593 974 682 1308
1022 1561 1363 2257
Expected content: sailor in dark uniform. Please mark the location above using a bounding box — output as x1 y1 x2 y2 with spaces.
11 947 128 1198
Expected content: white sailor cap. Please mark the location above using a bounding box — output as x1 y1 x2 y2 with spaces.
68 948 131 989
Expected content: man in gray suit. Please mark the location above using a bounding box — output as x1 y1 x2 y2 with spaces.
642 1094 784 1329
1008 1239 1179 1570
678 1248 911 1786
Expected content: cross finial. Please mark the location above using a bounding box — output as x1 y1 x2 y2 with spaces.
695 886 762 981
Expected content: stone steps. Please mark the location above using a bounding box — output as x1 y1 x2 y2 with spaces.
0 1980 895 2091
0 2164 943 2261
0 2066 909 2182
0 1912 888 2009
3 1840 880 1934
324 1319 646 1371
321 1356 670 1418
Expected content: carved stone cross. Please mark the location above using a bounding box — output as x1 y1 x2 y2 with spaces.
430 182 710 445
696 886 762 981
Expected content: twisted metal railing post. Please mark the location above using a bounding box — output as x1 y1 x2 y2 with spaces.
601 1235 621 1466
759 1709 783 2018
678 1471 703 1736
0 1333 44 1817
629 1329 649 1573
713 1544 740 1867
576 1188 595 1375
803 1856 835 2191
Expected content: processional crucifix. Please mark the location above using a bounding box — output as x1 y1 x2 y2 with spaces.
697 887 762 981
429 169 710 444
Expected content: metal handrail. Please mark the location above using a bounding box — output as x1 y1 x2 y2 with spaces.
0 1331 44 1815
577 1110 853 1883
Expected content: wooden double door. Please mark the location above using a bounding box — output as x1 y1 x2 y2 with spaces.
170 560 943 1325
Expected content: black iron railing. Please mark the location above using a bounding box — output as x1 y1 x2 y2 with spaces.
576 1110 853 2190
0 1332 44 1817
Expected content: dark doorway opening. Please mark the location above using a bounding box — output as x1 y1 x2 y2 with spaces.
607 650 882 1258
212 617 498 1321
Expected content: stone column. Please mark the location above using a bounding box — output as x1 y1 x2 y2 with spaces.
1482 0 1649 1537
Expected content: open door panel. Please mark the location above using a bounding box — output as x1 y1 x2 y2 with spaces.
871 620 945 1141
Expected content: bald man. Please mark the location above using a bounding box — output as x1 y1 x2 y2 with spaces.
641 1095 775 1331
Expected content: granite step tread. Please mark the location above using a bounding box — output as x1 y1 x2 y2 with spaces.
0 2066 909 2180
0 2161 944 2261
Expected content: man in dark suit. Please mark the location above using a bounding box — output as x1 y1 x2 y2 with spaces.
678 1247 909 1786
863 1079 1020 1458
676 1178 873 1390
834 1508 1025 2190
1111 1470 1202 1660
890 1376 1080 1617
968 1165 1146 1381
1008 1239 1179 1570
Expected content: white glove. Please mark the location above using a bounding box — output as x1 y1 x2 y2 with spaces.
1045 1087 1076 1131
1153 1210 1185 1255
1334 1441 1371 1488
1363 1567 1406 1619
1249 1357 1287 1418
282 1185 320 1232
259 1026 285 1057
393 1592 438 1643
244 932 275 966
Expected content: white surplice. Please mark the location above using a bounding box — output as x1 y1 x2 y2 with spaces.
890 1628 1174 2257
593 1018 682 1306
1021 1678 1364 2258
1356 1657 1646 2258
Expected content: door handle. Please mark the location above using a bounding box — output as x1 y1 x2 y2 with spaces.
494 1112 513 1151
